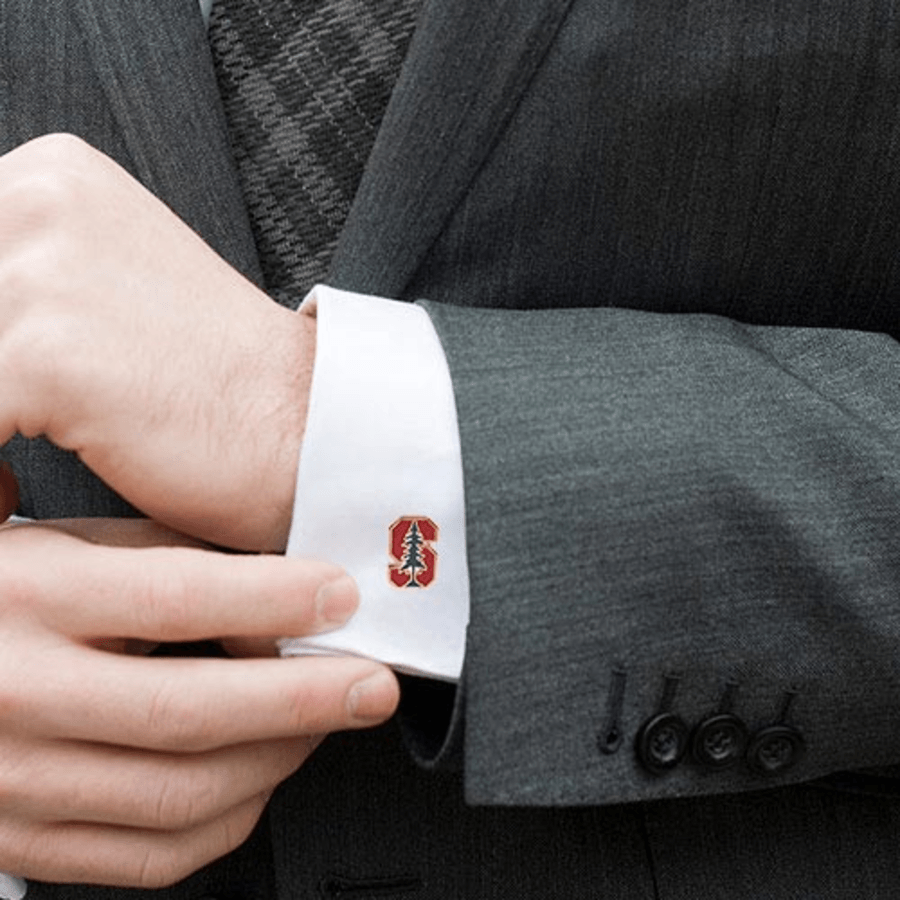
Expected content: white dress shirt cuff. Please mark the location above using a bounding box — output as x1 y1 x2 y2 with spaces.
279 285 470 682
0 874 25 900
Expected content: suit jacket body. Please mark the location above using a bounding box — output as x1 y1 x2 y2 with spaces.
3 0 900 896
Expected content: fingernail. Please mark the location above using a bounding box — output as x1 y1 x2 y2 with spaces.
348 668 398 721
315 574 358 630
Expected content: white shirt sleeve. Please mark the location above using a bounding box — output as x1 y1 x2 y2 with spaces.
278 285 470 682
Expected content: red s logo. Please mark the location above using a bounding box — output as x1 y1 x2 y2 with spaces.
388 517 438 588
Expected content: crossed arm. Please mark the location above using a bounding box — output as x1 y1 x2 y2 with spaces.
3 129 900 886
0 134 399 887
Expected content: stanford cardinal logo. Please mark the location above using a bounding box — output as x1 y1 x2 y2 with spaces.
388 516 438 588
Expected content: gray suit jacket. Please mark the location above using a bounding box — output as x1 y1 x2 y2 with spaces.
3 0 900 896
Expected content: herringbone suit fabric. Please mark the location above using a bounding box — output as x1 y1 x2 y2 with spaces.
4 1 900 898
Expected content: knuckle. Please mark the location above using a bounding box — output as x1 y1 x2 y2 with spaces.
135 804 262 891
0 250 37 307
2 311 74 366
217 797 265 856
0 135 97 244
0 261 43 372
0 317 77 437
16 172 74 221
137 798 266 889
144 674 220 754
0 749 29 810
136 847 190 891
7 168 82 230
0 549 29 611
144 678 199 750
27 132 95 163
0 544 44 636
152 770 219 831
134 550 195 640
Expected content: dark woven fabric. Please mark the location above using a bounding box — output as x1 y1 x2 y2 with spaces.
208 0 420 306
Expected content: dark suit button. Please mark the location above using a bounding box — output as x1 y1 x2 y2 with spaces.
747 725 805 775
691 713 748 770
636 712 688 774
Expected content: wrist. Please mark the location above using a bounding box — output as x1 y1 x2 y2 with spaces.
240 305 315 553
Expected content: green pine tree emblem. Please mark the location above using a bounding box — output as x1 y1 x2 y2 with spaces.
398 520 426 587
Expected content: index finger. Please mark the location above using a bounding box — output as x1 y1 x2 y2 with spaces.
8 526 358 641
26 651 399 751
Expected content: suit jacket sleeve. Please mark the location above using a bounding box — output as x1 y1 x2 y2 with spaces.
337 0 900 809
411 301 900 807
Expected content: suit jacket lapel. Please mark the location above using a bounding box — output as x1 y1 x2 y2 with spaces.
329 0 575 299
73 0 263 285
72 0 573 302
0 0 263 521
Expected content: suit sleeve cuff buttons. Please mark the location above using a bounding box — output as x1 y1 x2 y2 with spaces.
632 681 805 779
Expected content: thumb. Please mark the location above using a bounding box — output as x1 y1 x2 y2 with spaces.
0 461 19 522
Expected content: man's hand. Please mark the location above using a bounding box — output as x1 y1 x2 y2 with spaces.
0 137 403 888
0 133 311 551
0 518 399 888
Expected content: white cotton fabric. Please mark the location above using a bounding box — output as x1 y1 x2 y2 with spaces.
280 286 469 681
0 873 27 900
